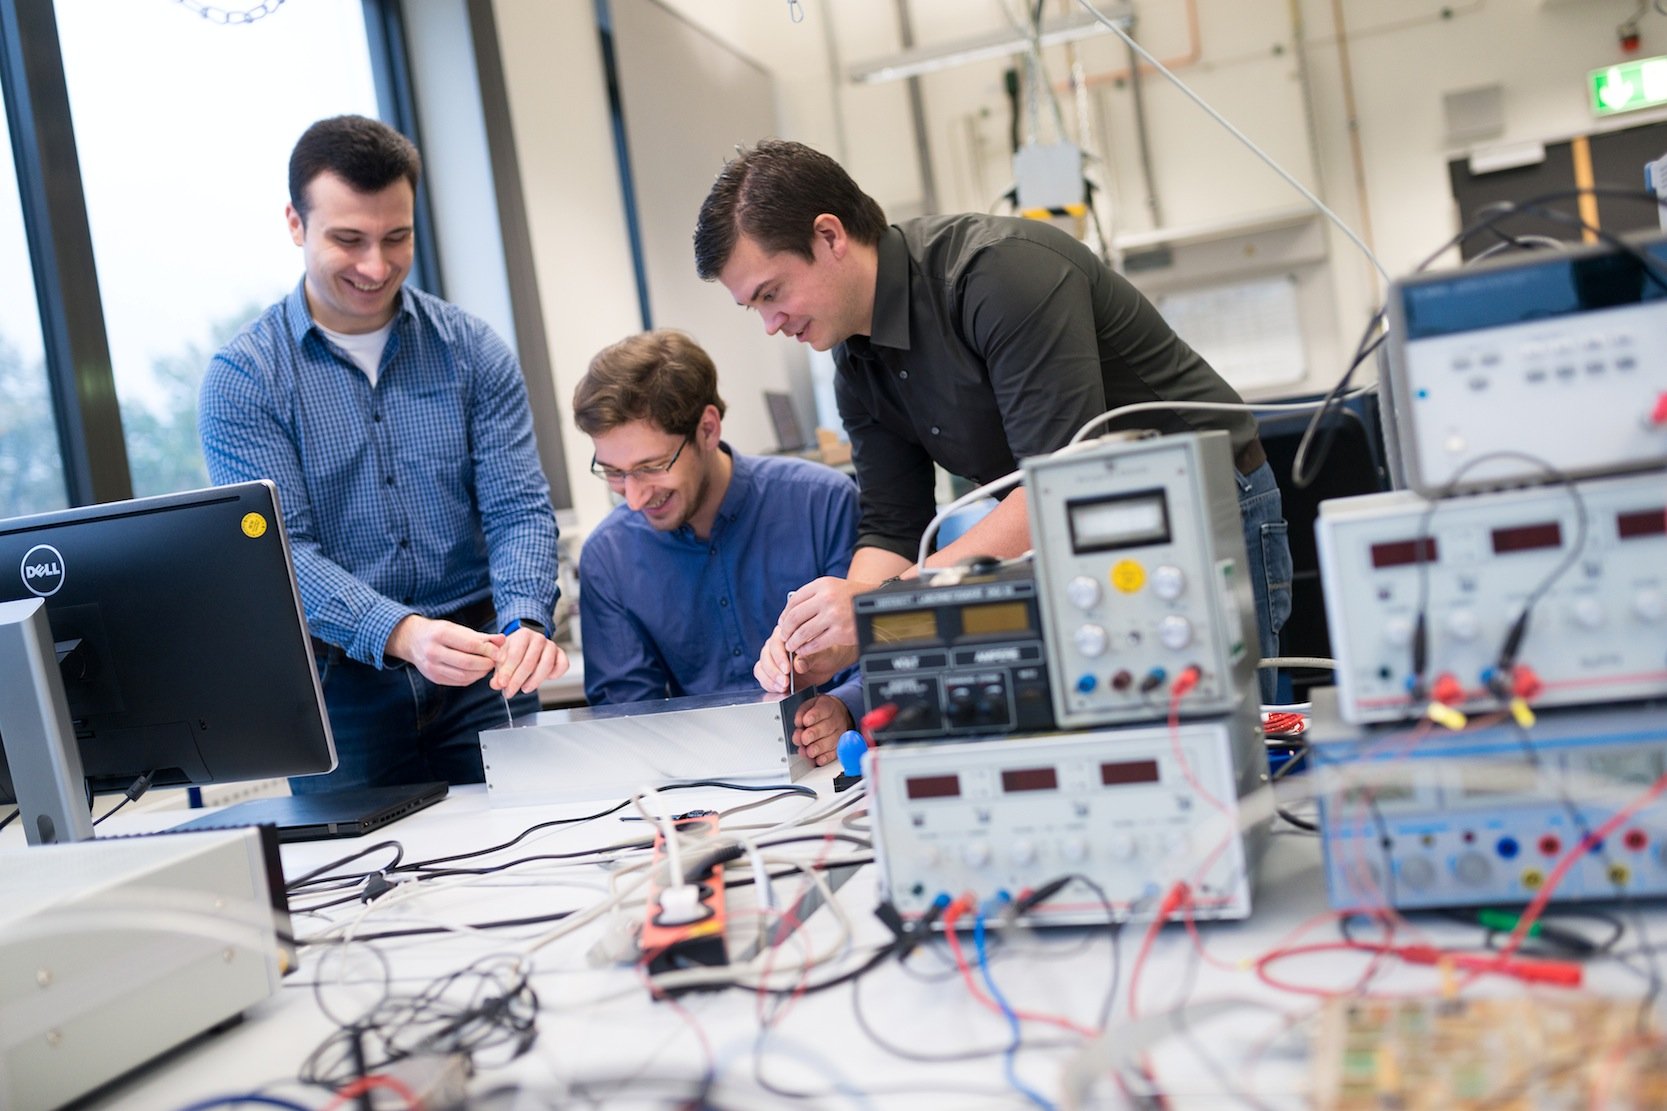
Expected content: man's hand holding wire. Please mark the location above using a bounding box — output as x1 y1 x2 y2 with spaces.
756 576 867 691
491 625 569 695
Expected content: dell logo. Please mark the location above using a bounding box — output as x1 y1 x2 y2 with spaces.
21 544 64 597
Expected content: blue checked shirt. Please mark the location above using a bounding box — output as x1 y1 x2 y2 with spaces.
579 448 864 723
199 281 560 668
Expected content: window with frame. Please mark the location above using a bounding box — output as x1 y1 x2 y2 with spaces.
52 0 381 496
0 84 64 517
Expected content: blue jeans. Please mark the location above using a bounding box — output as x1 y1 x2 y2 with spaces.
295 646 539 795
1235 460 1293 706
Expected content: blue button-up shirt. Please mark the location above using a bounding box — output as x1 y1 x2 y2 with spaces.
578 448 863 721
199 281 559 667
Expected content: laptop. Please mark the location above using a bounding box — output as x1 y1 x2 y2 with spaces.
764 390 811 453
169 781 449 842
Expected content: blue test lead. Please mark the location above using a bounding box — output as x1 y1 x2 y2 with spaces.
837 729 867 776
833 728 868 792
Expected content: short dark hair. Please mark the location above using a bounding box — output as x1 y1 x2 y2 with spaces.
693 139 887 281
288 115 422 224
574 329 727 440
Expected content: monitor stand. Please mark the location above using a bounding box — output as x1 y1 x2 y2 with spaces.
0 597 94 844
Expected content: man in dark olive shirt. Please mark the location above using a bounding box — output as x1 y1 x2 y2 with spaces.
693 139 1291 705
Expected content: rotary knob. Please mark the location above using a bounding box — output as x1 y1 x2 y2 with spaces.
1151 565 1186 601
1572 597 1606 630
1384 615 1414 648
962 842 992 868
1066 575 1102 611
1158 615 1193 650
1454 850 1492 886
1635 589 1665 623
1074 623 1109 658
1398 856 1437 891
1445 609 1480 642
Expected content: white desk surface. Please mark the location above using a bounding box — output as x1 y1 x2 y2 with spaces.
13 771 1665 1110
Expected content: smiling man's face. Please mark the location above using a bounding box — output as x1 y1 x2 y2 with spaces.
288 170 414 334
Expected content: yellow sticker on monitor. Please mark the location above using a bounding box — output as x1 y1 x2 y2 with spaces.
241 512 268 539
1110 560 1145 593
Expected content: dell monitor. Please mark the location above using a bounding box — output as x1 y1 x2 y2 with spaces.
0 481 335 843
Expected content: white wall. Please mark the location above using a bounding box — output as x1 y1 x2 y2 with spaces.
403 0 516 352
606 0 804 457
481 0 1667 533
645 0 1667 395
490 0 643 536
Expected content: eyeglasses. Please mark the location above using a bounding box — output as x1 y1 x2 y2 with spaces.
590 435 691 486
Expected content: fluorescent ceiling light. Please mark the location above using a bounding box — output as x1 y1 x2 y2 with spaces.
848 5 1134 85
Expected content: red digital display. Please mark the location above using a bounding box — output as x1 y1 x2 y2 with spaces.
1617 508 1667 540
905 774 961 800
1491 521 1563 554
1001 767 1059 793
1370 537 1438 569
1101 759 1161 787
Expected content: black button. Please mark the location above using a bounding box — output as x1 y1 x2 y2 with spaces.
385 475 395 485
720 598 729 607
399 538 410 548
402 596 413 604
373 413 382 422
709 546 717 555
732 648 742 657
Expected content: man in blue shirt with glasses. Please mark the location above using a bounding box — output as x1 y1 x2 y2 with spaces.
199 115 568 793
573 329 862 765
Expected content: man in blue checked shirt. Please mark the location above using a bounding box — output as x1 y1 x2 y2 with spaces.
573 329 862 766
199 115 568 794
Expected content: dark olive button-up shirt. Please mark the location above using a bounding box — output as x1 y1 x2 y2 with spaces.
834 215 1259 558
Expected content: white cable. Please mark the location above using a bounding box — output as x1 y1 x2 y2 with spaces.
1260 655 1337 671
753 777 869 836
1067 390 1375 446
291 873 618 949
633 784 686 886
1075 0 1389 284
912 388 1374 569
744 839 776 914
915 468 1024 573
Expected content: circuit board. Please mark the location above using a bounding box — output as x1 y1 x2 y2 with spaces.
1311 996 1667 1110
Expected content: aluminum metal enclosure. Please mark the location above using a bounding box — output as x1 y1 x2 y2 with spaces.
869 693 1267 926
0 827 289 1109
480 688 815 807
1315 471 1667 724
1024 430 1259 727
1382 233 1667 496
1309 689 1667 912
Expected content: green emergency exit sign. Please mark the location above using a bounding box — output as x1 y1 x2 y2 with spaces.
1591 56 1667 115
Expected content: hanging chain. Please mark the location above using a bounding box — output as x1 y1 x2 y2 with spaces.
173 0 287 26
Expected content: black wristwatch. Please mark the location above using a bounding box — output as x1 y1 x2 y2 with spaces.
503 618 546 636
